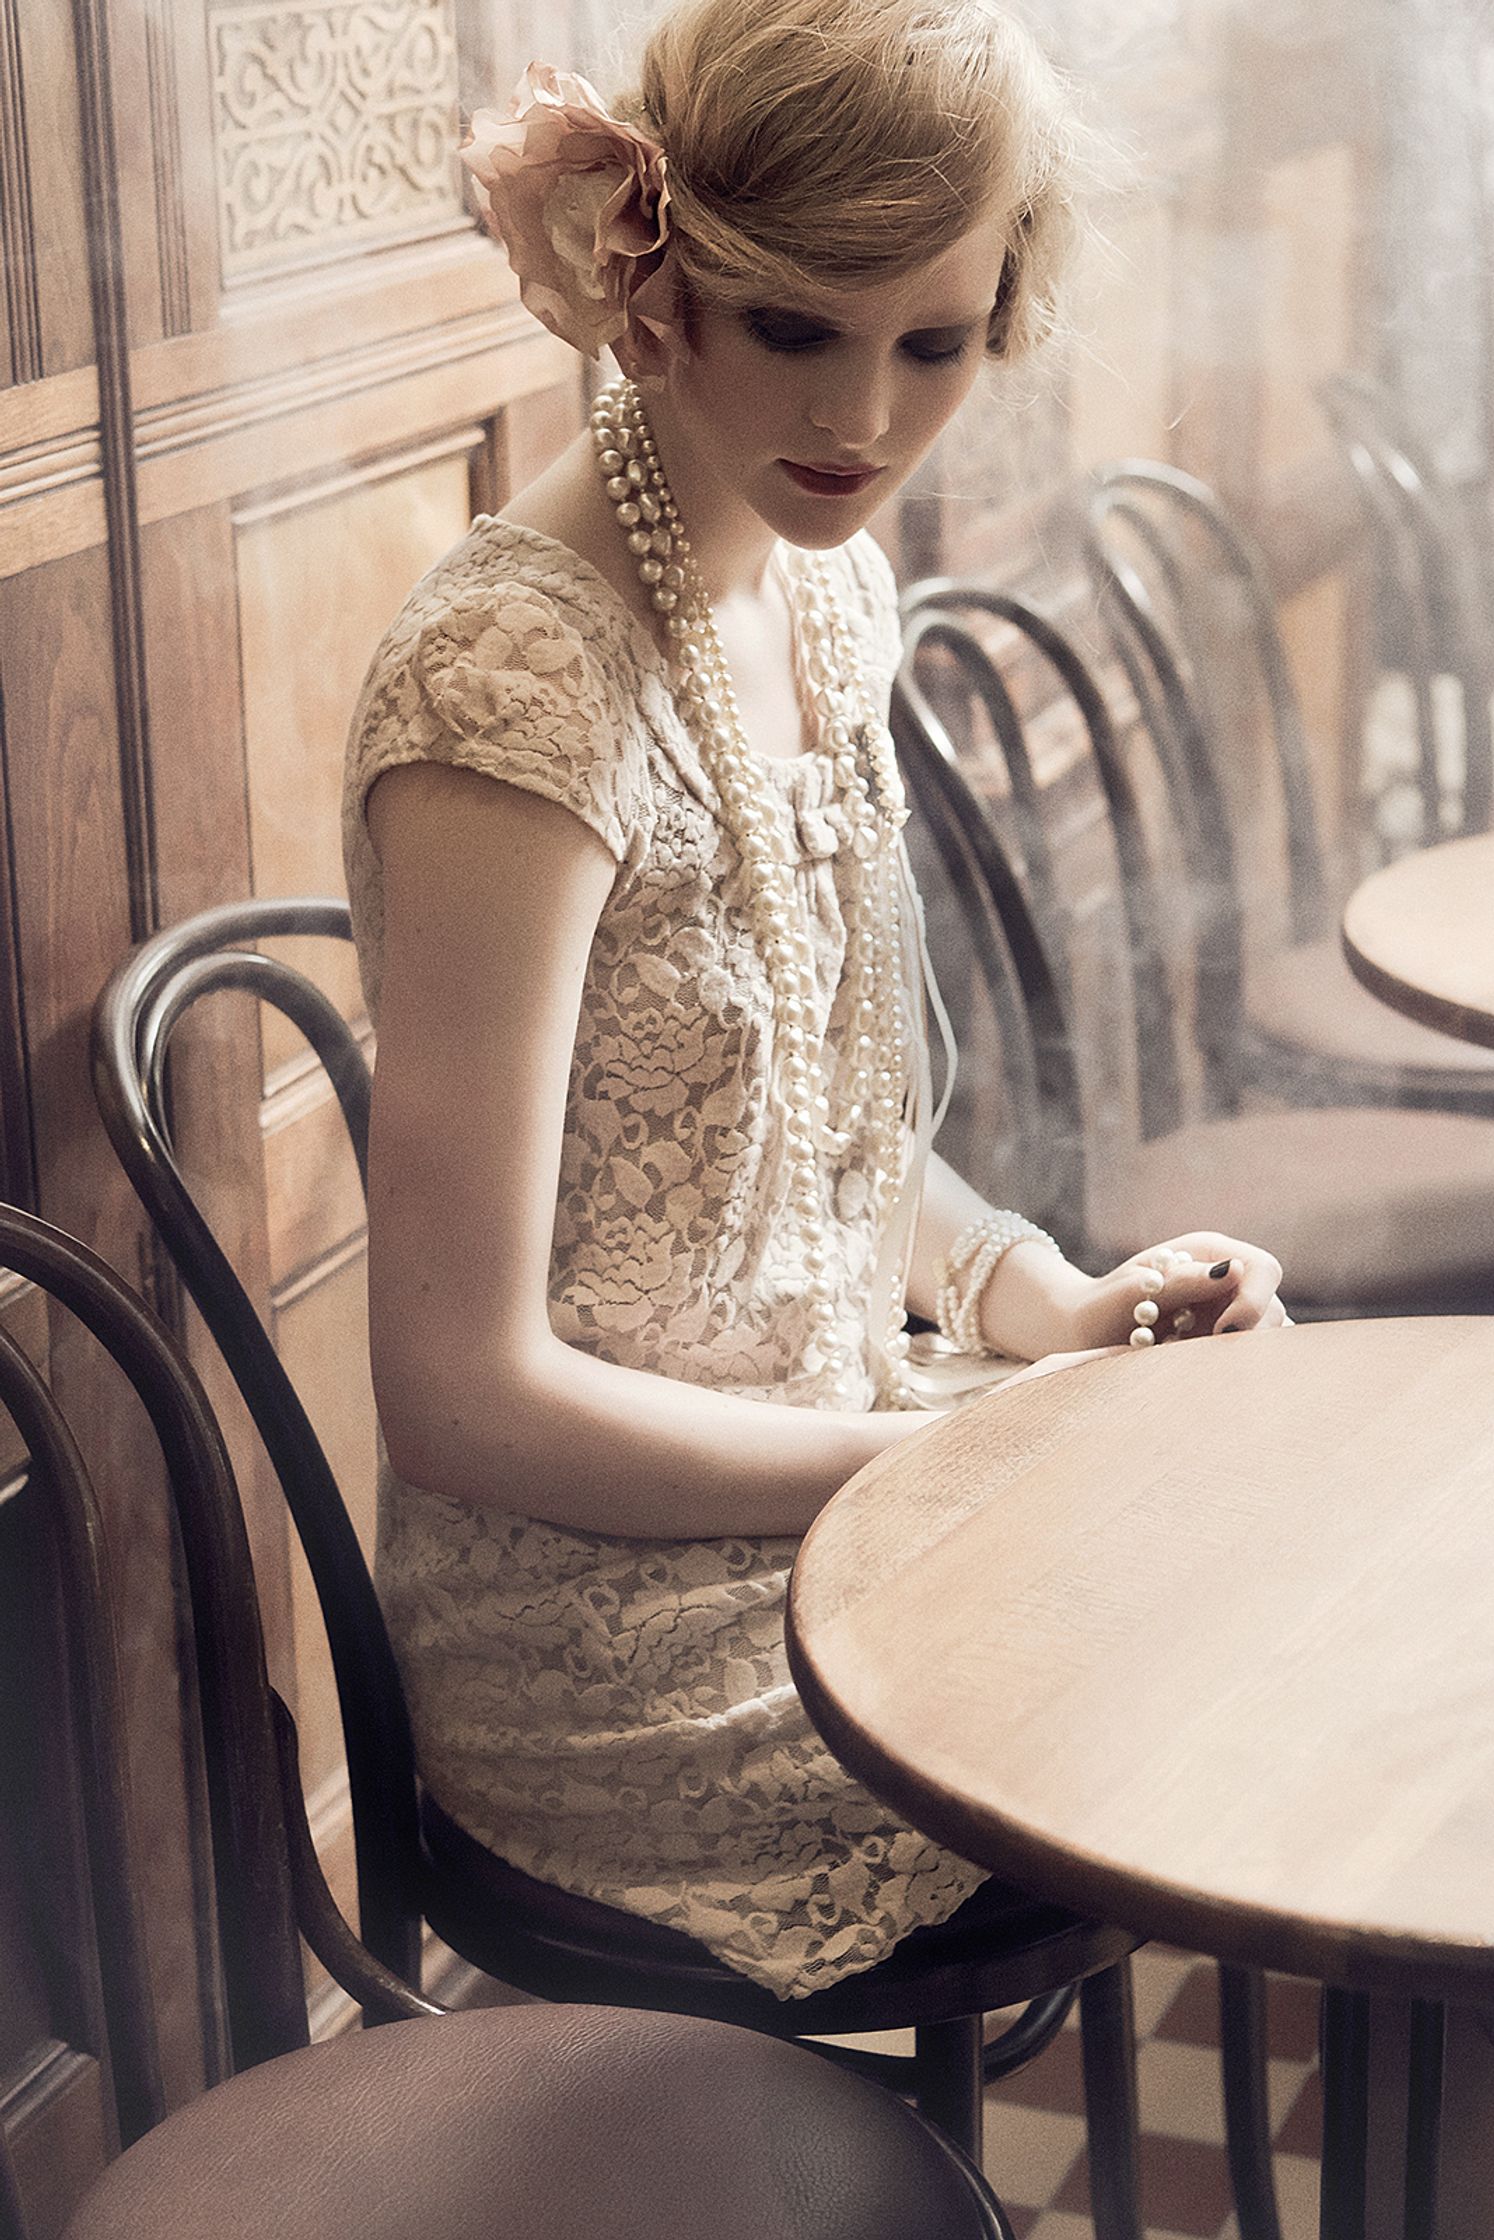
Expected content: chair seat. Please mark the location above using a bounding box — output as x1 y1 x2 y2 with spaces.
63 2006 1005 2240
1246 937 1494 1092
420 1795 1139 2034
1088 1105 1494 1307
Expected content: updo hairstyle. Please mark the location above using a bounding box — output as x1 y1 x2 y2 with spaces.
623 0 1085 359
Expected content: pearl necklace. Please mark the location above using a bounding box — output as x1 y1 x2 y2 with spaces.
589 376 912 1403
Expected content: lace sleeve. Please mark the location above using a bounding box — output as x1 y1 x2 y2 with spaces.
348 577 654 870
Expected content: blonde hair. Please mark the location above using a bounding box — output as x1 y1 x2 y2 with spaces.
625 0 1086 359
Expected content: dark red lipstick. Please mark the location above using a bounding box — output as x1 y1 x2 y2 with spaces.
780 460 885 497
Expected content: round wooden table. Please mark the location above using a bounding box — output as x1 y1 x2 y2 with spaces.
1341 833 1494 1050
787 1319 1494 2237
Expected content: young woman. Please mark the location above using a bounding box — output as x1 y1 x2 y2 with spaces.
343 0 1286 2000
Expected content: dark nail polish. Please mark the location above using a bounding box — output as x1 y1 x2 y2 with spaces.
1217 1321 1241 1332
1208 1260 1230 1279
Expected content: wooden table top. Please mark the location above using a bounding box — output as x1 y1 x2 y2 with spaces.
1341 832 1494 1049
787 1319 1494 2000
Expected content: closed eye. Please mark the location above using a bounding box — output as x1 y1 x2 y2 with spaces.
741 308 978 366
900 328 976 365
742 309 834 354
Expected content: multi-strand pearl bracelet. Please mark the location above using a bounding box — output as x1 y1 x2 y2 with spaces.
934 1212 1061 1355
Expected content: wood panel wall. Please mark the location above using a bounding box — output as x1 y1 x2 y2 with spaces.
0 2 585 2228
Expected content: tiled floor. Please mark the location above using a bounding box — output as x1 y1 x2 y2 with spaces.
984 1946 1324 2240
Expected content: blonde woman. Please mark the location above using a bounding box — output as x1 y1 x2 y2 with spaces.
343 0 1285 1999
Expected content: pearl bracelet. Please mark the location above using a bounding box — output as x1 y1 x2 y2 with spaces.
934 1212 1061 1356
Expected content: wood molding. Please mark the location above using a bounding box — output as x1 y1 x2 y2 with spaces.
0 671 34 1208
143 0 191 338
139 317 568 527
0 0 42 388
70 0 156 937
138 306 517 469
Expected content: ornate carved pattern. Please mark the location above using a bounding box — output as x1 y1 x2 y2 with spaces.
0 0 41 385
210 0 462 279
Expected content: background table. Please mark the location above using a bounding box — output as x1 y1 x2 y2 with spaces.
1342 834 1494 1050
788 1320 1494 2236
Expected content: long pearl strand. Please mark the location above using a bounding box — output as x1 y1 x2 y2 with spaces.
589 376 911 1402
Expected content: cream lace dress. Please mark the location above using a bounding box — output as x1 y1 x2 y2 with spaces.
342 517 987 1998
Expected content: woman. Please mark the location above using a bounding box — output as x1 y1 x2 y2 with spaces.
342 0 1285 2000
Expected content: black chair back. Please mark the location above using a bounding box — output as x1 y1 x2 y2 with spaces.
90 900 422 1984
1088 464 1328 944
896 589 1189 1150
0 1206 311 2105
893 642 1087 1246
1 1207 1012 2240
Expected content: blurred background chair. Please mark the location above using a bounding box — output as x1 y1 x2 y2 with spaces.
89 898 1148 2232
1084 462 1494 1120
1317 373 1494 855
0 1200 1015 2240
895 589 1494 1319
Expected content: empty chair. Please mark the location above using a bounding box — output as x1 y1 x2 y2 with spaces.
0 1200 1012 2240
90 897 1147 2233
1317 373 1493 851
895 590 1494 1318
1085 461 1494 1120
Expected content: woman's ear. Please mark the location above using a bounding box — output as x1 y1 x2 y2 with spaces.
614 252 690 384
611 314 674 384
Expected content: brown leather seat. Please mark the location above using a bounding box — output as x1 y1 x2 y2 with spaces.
63 2005 1004 2240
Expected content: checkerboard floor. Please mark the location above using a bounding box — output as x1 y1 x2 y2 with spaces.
984 1946 1323 2239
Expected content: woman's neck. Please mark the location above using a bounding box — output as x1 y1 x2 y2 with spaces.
641 385 781 604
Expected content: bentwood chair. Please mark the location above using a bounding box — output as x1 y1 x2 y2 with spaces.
1317 373 1494 852
1084 462 1494 1119
91 898 1148 2235
895 588 1494 1319
0 1202 1014 2240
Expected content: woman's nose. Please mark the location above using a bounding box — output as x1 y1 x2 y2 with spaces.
807 359 893 455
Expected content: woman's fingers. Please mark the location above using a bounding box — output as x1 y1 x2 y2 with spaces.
1123 1239 1285 1341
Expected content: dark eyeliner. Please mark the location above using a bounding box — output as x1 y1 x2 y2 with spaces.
742 308 835 354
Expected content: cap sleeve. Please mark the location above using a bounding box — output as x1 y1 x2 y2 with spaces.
348 576 652 869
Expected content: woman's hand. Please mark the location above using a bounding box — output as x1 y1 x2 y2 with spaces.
1066 1234 1288 1354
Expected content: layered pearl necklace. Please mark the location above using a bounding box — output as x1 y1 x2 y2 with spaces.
589 376 913 1403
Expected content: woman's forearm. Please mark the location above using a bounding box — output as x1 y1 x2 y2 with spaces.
376 1330 931 1541
908 1151 1091 1360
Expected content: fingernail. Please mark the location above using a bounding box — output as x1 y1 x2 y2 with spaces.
1217 1320 1242 1332
1209 1260 1230 1279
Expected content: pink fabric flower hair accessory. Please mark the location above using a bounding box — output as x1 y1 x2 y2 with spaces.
462 64 672 360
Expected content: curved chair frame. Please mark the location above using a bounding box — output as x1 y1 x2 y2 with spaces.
1085 462 1494 1121
900 590 1186 1143
91 899 1145 2215
1318 373 1494 844
891 666 1290 2240
0 1205 1014 2240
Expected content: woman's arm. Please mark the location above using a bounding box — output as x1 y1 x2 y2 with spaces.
909 1153 1286 1359
366 762 928 1542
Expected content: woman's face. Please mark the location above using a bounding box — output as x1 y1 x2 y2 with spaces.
658 207 1012 553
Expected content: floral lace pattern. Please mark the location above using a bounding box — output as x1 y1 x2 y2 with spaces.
342 520 986 1996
